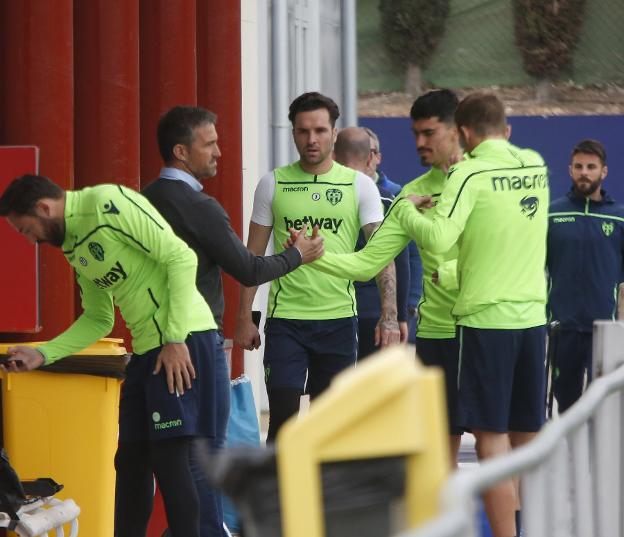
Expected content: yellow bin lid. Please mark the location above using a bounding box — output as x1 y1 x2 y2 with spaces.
0 338 128 378
0 338 127 356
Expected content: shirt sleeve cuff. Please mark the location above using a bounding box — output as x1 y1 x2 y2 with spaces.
285 245 303 267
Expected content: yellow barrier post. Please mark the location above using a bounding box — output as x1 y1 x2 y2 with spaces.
0 338 126 537
277 346 450 537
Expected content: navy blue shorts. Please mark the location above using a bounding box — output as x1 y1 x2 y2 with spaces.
552 330 593 413
119 330 219 442
457 325 546 433
263 317 358 398
415 336 462 435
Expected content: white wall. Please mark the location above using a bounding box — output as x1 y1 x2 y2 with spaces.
241 0 270 411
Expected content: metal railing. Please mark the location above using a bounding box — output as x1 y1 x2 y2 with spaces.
399 321 624 537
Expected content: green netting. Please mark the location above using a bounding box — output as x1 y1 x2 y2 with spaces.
357 0 404 92
424 0 531 87
358 0 624 92
572 0 624 84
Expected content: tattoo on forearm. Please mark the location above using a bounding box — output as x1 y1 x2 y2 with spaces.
376 263 397 319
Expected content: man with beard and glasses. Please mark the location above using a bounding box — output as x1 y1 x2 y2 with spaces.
547 139 624 413
0 174 221 537
234 91 399 442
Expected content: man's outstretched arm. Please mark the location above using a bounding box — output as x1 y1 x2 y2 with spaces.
6 274 115 371
361 221 400 347
310 207 411 281
189 197 323 286
394 168 478 254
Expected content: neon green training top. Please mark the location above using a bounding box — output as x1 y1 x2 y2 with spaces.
38 184 216 363
268 162 362 319
394 139 549 328
312 166 458 338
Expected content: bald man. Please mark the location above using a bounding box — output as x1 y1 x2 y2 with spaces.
334 127 410 358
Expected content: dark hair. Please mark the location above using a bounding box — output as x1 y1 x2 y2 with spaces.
410 89 459 124
288 92 340 127
0 174 64 216
455 93 507 136
572 139 607 166
157 106 217 163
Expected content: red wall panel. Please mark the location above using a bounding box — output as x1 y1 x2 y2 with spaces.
0 147 40 332
197 0 244 376
139 0 198 186
74 0 140 188
0 0 75 341
0 2 246 533
74 0 141 346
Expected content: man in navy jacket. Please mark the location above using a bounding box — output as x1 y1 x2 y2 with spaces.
547 139 624 412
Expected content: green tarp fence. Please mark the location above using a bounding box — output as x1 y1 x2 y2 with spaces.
358 0 624 92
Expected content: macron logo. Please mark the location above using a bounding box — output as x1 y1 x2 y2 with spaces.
284 216 343 234
491 173 548 192
93 260 128 289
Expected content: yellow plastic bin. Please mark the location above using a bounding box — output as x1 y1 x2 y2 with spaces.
0 338 128 537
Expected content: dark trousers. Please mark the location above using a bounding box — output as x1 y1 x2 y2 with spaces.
552 330 593 413
357 317 380 360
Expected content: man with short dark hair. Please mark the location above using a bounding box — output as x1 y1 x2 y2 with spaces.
547 139 624 412
310 92 549 537
142 105 323 536
0 174 221 537
307 90 465 464
396 93 548 537
234 92 398 441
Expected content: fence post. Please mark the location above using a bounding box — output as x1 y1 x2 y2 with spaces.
592 321 624 376
592 321 624 537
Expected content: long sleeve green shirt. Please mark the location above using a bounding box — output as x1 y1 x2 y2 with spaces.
38 184 216 363
312 167 458 338
313 139 549 330
394 139 549 328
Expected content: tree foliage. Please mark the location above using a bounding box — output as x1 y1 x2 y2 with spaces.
514 0 587 79
379 0 450 70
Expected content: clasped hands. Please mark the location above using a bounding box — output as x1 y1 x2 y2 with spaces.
284 224 323 260
406 194 435 210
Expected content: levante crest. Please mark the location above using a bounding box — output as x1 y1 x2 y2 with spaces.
326 188 343 205
602 221 614 237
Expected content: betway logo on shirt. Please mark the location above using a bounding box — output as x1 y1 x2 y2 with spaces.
93 260 128 289
284 216 343 234
491 173 547 192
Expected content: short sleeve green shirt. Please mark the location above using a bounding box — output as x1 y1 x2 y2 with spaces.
268 162 362 319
